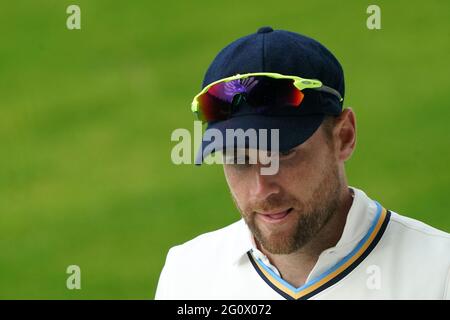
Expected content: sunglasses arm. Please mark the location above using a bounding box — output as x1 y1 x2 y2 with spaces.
315 85 343 102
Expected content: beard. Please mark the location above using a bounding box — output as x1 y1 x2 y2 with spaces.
233 161 342 255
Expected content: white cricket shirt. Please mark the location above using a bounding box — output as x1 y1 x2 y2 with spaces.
155 187 450 299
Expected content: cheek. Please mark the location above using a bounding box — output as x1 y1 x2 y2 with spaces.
223 167 251 203
278 156 324 196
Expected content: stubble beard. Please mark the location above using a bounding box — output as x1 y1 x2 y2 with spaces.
234 162 342 255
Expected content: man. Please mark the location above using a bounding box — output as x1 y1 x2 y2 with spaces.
156 27 450 299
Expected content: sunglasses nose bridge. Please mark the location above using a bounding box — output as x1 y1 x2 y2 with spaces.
231 92 247 106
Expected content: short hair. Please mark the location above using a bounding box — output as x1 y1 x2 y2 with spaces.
321 114 338 140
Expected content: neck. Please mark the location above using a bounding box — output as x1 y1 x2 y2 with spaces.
256 187 354 287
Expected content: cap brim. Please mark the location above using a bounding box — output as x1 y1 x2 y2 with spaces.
195 113 324 165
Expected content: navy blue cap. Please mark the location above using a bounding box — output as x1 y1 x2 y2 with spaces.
195 26 345 164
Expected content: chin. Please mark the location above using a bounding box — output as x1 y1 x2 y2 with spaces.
258 231 298 255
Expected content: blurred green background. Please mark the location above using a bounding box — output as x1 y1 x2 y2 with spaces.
0 0 449 299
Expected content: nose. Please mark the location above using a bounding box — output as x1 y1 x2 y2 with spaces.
250 169 281 200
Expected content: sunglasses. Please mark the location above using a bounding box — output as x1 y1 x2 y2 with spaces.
191 72 343 123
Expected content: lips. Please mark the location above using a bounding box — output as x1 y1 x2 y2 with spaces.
257 208 293 223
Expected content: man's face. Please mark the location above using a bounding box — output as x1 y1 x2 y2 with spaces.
223 123 343 255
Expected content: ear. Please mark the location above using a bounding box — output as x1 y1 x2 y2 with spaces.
333 108 356 161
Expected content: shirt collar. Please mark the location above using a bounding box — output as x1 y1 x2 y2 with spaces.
229 186 378 266
333 187 379 248
229 217 255 266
